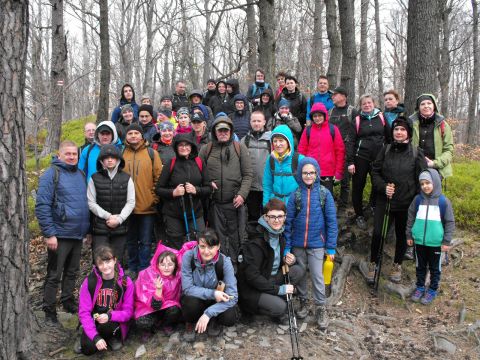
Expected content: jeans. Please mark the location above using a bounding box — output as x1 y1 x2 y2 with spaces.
127 214 155 272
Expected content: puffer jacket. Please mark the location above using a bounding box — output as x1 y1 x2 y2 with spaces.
298 102 345 179
181 246 238 318
198 116 253 203
35 158 90 239
241 130 271 191
228 94 251 140
262 125 304 206
284 157 338 255
134 241 196 319
78 264 134 342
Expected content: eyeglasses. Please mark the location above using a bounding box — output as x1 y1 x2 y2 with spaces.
265 214 286 221
302 171 317 177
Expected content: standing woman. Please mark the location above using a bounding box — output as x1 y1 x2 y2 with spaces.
208 80 228 116
347 94 390 230
155 134 211 249
368 117 427 284
111 84 139 124
151 122 176 166
383 90 405 126
409 94 454 180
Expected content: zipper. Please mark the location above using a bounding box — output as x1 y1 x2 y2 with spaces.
303 188 311 248
422 200 430 246
355 139 362 157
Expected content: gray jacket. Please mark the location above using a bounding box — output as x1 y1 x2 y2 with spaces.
241 130 271 192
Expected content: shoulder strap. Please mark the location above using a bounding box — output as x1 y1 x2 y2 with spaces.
329 123 335 141
385 144 392 154
205 142 213 162
440 121 445 138
438 194 447 223
306 126 311 143
233 141 241 158
269 155 275 173
169 157 177 173
319 185 327 211
291 152 299 174
378 112 386 127
147 147 155 179
83 144 95 174
295 187 302 213
87 271 98 301
415 194 422 214
251 84 257 98
244 135 250 148
194 157 203 172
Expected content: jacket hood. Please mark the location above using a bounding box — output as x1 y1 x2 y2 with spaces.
309 102 329 122
119 83 136 104
260 88 274 104
210 116 234 141
191 104 210 120
415 93 439 113
295 156 321 187
233 94 249 109
95 144 125 171
189 89 203 100
226 79 240 95
94 120 119 146
419 168 442 199
172 133 199 157
270 125 295 153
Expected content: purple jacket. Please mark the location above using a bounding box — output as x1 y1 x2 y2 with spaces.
78 265 134 342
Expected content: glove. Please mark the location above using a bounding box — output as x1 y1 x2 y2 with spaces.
278 285 287 296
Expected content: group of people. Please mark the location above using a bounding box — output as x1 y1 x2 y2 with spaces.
35 71 455 355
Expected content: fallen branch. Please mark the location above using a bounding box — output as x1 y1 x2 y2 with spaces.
327 254 356 307
49 347 66 356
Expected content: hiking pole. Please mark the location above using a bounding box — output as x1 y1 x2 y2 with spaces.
373 197 391 293
188 194 198 240
282 264 303 360
179 195 190 241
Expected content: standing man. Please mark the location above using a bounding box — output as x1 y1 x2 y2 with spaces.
35 140 90 325
328 87 357 211
278 75 307 128
138 104 158 143
80 122 96 153
172 80 189 112
203 79 217 107
306 75 334 126
247 68 272 106
123 124 163 277
199 116 253 268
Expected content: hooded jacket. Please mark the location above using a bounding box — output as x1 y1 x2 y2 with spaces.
123 139 163 214
111 83 139 124
252 88 276 123
208 81 228 116
155 133 211 219
298 102 345 179
134 241 197 319
78 264 134 342
306 90 334 120
198 116 253 203
35 157 90 239
224 79 241 115
262 125 304 206
406 169 455 246
409 94 453 178
181 246 238 318
191 104 215 131
78 121 123 181
228 94 251 140
241 129 272 192
278 87 307 127
151 132 176 165
284 157 338 254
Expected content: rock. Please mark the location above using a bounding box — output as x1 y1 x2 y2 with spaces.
223 335 231 342
226 326 237 332
278 325 289 331
259 337 270 347
135 344 146 358
433 335 457 355
334 346 344 353
299 322 307 333
226 331 237 338
193 342 205 356
217 338 226 349
225 344 239 350
246 328 256 334
169 332 180 344
276 328 285 335
234 340 243 345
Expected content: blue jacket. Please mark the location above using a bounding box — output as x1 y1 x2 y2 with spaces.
262 125 304 206
181 247 238 318
306 91 334 120
284 157 338 255
35 158 90 239
111 100 139 124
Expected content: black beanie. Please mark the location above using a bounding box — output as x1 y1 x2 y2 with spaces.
416 95 437 112
126 123 144 136
98 144 122 161
391 116 413 139
138 104 154 118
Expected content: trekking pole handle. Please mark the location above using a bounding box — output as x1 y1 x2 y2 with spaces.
282 264 290 276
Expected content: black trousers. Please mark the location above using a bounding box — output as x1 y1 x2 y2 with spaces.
415 244 442 291
81 321 120 355
352 157 375 217
92 233 127 266
136 306 182 331
246 190 264 222
181 296 237 326
163 215 205 249
370 199 408 264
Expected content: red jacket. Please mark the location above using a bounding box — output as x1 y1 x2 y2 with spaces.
298 103 345 179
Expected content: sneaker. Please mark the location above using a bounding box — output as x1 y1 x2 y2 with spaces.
107 337 123 351
404 247 415 260
73 338 82 354
420 289 437 305
62 300 78 314
315 305 329 330
44 311 59 327
295 298 309 319
356 216 368 230
183 322 196 343
389 263 402 283
207 318 223 337
366 262 376 284
411 287 425 303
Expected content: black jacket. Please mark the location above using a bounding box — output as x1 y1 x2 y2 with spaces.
277 87 307 127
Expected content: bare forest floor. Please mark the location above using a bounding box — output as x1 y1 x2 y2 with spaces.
29 209 480 360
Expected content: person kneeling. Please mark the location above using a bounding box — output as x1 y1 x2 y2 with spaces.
238 199 304 322
181 229 238 342
76 246 134 355
134 241 196 340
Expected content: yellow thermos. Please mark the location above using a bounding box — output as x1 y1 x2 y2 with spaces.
323 256 334 285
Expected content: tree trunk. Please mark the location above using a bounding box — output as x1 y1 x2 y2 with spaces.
203 0 213 84
81 1 91 115
258 0 276 84
438 0 452 116
467 0 479 144
246 0 257 77
0 1 35 358
310 0 324 82
374 0 385 108
43 0 67 156
324 0 342 86
404 0 439 116
359 0 368 96
96 0 110 123
142 0 155 95
338 0 356 100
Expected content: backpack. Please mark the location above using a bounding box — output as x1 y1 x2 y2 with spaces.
250 83 271 98
269 152 299 180
305 123 335 144
355 113 386 134
82 144 95 175
204 141 241 162
169 156 203 173
294 185 328 214
190 253 224 281
414 194 448 225
87 269 127 306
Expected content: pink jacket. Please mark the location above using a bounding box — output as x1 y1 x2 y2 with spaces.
298 102 345 179
134 241 197 319
78 265 134 342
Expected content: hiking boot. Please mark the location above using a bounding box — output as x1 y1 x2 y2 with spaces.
404 246 415 261
420 289 437 305
273 313 289 325
389 263 402 283
44 311 59 327
315 305 329 330
183 322 196 343
356 216 368 230
411 287 425 303
62 300 78 314
295 298 309 319
73 337 82 354
207 319 223 337
108 337 123 351
366 262 376 284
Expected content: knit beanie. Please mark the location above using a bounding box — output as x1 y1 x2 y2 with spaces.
419 171 433 183
177 107 190 116
158 122 174 132
158 107 172 118
98 144 122 161
391 116 413 139
126 123 144 136
416 94 437 112
138 104 154 118
278 98 290 109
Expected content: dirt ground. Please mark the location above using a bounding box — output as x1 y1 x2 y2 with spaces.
29 211 480 360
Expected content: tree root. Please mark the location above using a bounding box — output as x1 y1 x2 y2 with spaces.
383 281 416 300
327 254 357 307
